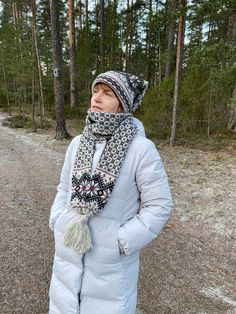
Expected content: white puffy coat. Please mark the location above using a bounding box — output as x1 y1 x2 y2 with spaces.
49 119 173 314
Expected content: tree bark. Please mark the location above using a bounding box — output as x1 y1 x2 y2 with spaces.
128 0 134 72
227 0 236 44
31 73 37 132
147 0 153 84
85 0 89 31
207 77 214 136
125 0 130 72
170 0 186 146
100 0 105 70
228 85 236 131
78 0 82 31
68 0 77 108
110 0 117 69
165 0 176 78
50 0 69 139
1 54 11 115
31 5 36 131
32 0 45 128
227 2 236 131
12 1 26 114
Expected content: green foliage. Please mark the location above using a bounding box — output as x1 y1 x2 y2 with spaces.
180 41 236 134
0 0 235 141
136 76 175 139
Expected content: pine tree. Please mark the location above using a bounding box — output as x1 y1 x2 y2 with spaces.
68 0 77 108
32 0 45 128
170 0 186 146
165 0 177 78
50 0 69 139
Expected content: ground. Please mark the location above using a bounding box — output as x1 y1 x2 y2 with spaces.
0 112 235 314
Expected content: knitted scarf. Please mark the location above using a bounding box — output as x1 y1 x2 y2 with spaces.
63 110 137 253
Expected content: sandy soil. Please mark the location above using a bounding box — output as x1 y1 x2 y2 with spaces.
0 113 235 314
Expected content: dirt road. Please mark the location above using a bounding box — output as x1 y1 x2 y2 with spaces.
0 116 235 314
0 120 63 313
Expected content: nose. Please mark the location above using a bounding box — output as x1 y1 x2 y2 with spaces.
93 91 102 102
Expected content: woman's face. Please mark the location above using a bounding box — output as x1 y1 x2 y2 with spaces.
91 83 123 113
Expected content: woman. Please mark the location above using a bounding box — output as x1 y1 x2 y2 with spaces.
49 71 173 314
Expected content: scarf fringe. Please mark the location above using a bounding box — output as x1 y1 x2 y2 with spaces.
62 215 92 254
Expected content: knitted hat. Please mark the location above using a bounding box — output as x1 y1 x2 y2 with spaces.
92 71 148 113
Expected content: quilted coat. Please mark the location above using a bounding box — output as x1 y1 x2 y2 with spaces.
49 119 173 314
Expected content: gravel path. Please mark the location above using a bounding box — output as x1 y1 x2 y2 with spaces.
0 119 63 313
0 114 236 314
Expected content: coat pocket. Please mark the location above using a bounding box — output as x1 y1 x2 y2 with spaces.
54 209 76 235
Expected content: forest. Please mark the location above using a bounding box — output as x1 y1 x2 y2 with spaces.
1 2 236 313
0 0 235 143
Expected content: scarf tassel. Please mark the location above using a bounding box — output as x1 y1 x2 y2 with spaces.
62 215 92 254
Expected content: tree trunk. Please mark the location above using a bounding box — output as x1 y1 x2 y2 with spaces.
170 0 186 146
207 78 213 136
228 108 236 131
32 0 45 128
165 0 176 78
158 29 162 87
31 7 36 131
228 85 236 131
84 0 90 100
110 0 117 69
125 0 130 72
227 2 236 131
50 0 69 139
147 0 153 84
85 0 89 31
128 0 134 72
12 1 25 114
31 73 37 132
227 0 236 43
100 0 105 70
78 0 82 31
1 55 11 115
68 0 77 108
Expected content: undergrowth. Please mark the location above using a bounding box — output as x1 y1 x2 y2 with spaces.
1 114 52 131
1 109 235 152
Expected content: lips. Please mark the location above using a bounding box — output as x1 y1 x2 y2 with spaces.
92 105 102 112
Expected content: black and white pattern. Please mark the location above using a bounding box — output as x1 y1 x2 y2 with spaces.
70 110 137 216
92 71 148 113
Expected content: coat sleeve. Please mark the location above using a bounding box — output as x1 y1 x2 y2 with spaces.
49 137 78 231
118 140 173 255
